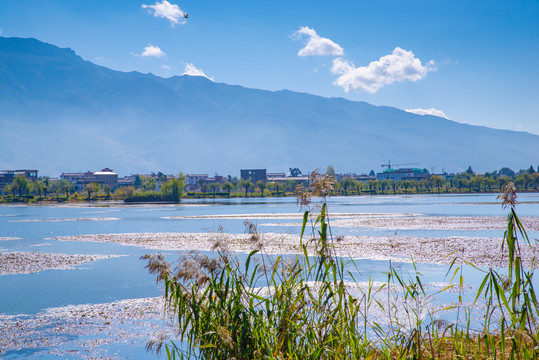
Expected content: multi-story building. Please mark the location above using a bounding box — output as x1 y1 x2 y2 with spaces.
60 171 96 190
0 169 38 191
240 169 267 183
186 174 208 186
93 168 118 190
376 168 429 181
60 168 118 191
204 175 226 185
186 174 209 191
118 176 136 188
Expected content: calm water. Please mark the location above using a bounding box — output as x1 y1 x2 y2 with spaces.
1 193 538 358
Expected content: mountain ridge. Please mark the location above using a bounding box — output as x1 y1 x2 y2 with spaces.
0 36 537 176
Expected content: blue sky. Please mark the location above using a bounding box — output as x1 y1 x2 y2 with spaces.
1 0 538 134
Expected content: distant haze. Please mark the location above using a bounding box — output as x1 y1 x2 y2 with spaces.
1 37 538 177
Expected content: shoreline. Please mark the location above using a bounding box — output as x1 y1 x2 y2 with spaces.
2 191 539 206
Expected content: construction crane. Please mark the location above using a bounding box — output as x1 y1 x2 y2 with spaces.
381 161 419 170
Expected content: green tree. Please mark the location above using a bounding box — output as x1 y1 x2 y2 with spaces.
223 182 235 197
34 181 45 197
326 165 336 180
104 185 111 198
533 173 539 190
53 180 71 199
388 179 396 194
114 186 135 200
268 181 284 196
43 177 50 197
463 178 472 192
85 183 101 199
340 178 354 195
470 175 483 192
367 179 376 194
379 179 388 194
161 175 185 202
142 177 156 191
157 172 168 181
354 180 362 195
496 176 509 191
483 177 494 192
134 175 143 189
256 180 266 197
289 168 302 177
399 180 411 194
465 166 474 175
12 175 30 197
432 175 444 193
239 179 253 198
209 183 220 199
414 180 421 194
283 180 297 193
3 184 14 196
453 177 465 192
498 167 515 177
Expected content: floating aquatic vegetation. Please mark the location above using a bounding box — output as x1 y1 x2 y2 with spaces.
0 252 123 275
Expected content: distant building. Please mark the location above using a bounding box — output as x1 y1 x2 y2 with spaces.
60 171 95 190
241 169 266 183
351 174 377 183
186 174 209 191
376 168 429 181
204 175 226 185
0 169 38 191
93 168 118 190
186 174 208 186
60 168 118 191
117 176 135 188
266 176 309 184
266 172 286 181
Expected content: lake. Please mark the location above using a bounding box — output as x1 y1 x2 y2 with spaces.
1 193 538 359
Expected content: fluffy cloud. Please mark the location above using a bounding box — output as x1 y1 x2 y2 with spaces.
140 45 166 57
182 63 214 81
331 47 435 93
142 0 186 26
405 108 450 119
293 26 343 57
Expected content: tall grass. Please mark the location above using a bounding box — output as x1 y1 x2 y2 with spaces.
143 177 538 359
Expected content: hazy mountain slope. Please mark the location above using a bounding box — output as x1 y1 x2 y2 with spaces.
1 36 537 176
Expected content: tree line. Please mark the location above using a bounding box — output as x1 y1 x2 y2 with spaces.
1 165 538 202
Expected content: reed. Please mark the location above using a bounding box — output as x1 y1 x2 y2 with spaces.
143 178 538 359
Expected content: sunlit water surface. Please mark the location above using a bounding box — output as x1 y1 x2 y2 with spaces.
1 193 538 358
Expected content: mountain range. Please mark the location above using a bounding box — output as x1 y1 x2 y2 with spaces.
1 36 538 177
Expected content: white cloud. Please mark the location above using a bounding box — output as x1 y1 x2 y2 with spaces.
405 108 450 119
161 64 171 69
293 26 343 57
140 44 165 57
142 0 186 26
331 47 435 93
182 63 214 81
